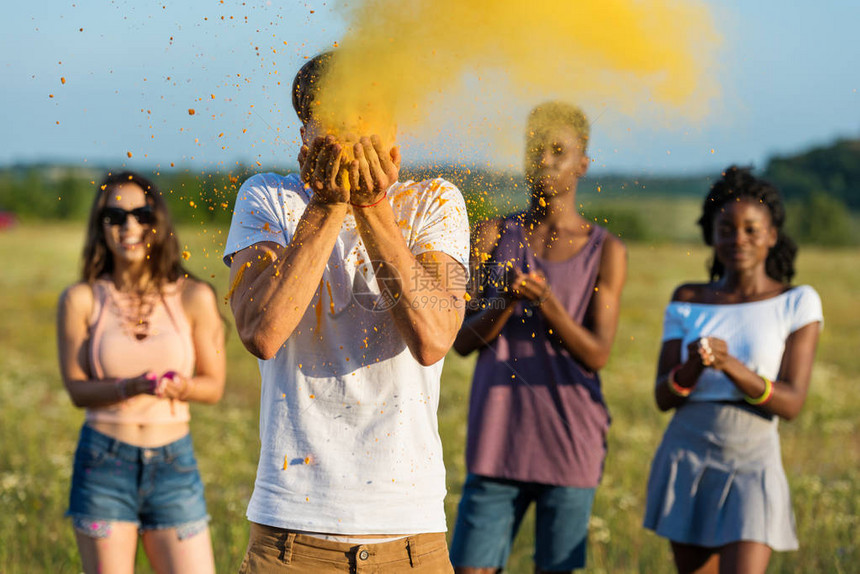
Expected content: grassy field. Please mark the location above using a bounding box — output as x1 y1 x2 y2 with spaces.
1 218 858 573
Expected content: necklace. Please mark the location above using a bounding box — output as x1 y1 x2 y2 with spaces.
110 285 159 340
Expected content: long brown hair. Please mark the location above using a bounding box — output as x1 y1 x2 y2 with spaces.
81 171 191 287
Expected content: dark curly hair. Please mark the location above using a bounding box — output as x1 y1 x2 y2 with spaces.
698 165 797 283
81 171 192 287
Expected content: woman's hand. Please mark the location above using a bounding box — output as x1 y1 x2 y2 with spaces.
508 269 550 304
686 337 730 370
153 371 193 401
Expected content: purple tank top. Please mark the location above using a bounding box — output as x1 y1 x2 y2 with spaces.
466 215 611 487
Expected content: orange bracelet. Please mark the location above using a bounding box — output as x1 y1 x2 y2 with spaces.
667 365 694 397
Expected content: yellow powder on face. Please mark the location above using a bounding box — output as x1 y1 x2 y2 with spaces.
316 0 720 143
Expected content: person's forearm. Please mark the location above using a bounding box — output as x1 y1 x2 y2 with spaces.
232 201 345 354
174 375 224 404
654 359 704 411
722 358 804 420
231 200 347 359
65 376 152 408
353 203 463 366
453 298 518 355
538 294 612 371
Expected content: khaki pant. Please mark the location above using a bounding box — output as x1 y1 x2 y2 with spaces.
239 522 454 573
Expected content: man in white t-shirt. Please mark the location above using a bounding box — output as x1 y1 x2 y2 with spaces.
223 51 470 572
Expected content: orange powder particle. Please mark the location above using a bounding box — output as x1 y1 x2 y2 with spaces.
188 108 196 115
326 281 335 314
315 293 323 332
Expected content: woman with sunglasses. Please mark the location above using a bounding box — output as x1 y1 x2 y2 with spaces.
57 171 225 574
643 166 822 573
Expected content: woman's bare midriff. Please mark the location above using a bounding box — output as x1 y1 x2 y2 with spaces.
88 420 190 447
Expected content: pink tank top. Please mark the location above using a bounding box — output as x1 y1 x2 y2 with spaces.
86 278 194 424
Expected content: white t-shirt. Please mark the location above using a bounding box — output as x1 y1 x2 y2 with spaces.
661 285 823 403
223 172 469 534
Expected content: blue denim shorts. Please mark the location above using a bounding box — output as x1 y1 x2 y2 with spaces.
66 424 209 534
450 474 596 571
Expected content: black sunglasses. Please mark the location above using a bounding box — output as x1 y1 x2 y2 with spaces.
101 206 156 226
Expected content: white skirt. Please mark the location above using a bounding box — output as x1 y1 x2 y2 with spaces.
643 401 798 551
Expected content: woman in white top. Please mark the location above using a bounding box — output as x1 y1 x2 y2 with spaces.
643 165 823 574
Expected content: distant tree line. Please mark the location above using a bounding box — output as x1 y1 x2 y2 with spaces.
764 137 860 246
0 163 256 227
1 136 858 246
765 138 860 209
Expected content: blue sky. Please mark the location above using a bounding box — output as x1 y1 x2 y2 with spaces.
3 1 858 175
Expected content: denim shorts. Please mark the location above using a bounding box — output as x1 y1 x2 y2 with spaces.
66 424 209 533
449 474 595 571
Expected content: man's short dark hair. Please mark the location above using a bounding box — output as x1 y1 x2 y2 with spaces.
291 51 335 124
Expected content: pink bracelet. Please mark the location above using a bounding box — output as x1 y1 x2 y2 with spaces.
144 373 159 395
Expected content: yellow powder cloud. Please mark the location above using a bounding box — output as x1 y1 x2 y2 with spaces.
315 0 720 143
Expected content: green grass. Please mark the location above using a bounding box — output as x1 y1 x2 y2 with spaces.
1 221 858 573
